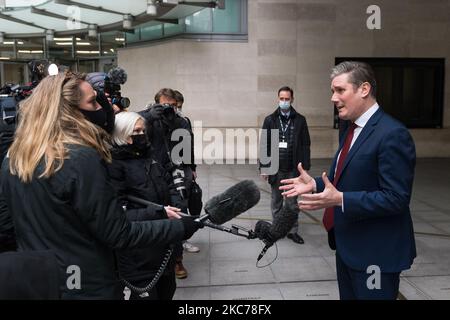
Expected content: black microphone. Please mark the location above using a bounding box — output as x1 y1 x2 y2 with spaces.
200 180 260 225
257 204 298 261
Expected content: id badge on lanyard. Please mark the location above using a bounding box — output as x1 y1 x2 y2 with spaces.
279 141 288 149
279 116 290 149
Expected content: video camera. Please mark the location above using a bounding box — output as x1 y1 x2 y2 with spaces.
86 67 130 111
103 76 130 111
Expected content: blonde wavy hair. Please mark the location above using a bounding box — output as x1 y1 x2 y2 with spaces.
8 72 112 183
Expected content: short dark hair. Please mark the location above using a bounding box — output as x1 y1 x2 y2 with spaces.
278 86 294 99
154 88 176 103
173 90 184 104
331 61 377 98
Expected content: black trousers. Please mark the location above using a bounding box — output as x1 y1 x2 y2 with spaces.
336 253 400 300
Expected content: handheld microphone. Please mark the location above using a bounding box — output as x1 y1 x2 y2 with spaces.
256 204 298 261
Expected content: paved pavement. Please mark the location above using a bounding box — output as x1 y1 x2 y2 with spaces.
173 158 450 300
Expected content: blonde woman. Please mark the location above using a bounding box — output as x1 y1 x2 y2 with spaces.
0 72 201 299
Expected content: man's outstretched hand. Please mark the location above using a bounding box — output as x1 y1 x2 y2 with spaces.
297 172 343 211
279 163 316 197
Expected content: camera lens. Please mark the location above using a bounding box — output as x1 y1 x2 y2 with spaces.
121 97 130 109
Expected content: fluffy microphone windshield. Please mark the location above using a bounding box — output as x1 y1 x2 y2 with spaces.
204 180 260 225
254 220 272 241
108 67 128 85
269 204 298 241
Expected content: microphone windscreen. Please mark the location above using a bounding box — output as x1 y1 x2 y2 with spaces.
254 220 272 241
270 204 298 241
204 180 260 225
107 67 128 85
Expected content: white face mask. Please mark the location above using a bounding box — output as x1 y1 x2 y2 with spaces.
279 101 290 111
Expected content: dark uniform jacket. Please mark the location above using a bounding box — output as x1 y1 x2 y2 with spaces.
260 107 311 184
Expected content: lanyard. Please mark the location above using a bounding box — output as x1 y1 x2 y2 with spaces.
279 116 291 140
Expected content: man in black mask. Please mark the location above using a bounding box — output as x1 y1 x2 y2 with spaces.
79 81 115 134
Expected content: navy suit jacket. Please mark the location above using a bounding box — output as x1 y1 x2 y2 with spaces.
315 108 416 273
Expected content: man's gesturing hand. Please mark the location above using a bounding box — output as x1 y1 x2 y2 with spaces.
298 172 343 211
279 163 315 197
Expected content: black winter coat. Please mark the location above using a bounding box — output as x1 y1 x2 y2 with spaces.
0 145 185 299
107 146 186 283
0 191 16 253
259 107 311 184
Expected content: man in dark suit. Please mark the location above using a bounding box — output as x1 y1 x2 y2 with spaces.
280 61 416 299
260 86 311 244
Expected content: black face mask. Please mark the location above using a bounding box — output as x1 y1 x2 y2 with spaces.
80 108 109 132
131 134 149 154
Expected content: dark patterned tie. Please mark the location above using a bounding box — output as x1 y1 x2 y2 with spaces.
323 123 358 231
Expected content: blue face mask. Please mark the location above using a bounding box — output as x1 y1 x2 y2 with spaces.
279 101 290 111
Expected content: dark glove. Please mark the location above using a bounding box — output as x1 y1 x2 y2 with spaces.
94 90 115 134
180 216 203 240
96 90 112 112
140 104 164 122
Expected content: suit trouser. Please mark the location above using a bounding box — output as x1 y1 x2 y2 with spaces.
270 170 299 235
336 252 400 300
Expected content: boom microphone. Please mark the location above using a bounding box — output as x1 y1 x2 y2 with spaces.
257 204 298 261
202 180 261 225
126 180 261 237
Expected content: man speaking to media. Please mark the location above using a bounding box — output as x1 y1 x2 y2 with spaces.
281 61 416 300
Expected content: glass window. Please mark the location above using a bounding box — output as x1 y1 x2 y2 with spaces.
101 32 125 56
140 24 163 41
185 8 212 33
3 63 26 85
0 42 15 61
213 0 241 33
125 30 140 44
78 60 97 74
164 21 185 37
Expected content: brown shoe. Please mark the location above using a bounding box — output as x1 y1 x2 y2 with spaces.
175 261 188 279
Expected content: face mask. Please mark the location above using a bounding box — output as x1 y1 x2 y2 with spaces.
131 134 149 153
279 101 290 111
80 108 109 131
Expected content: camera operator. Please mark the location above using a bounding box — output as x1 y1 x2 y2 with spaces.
86 67 130 115
0 73 202 299
139 88 194 279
